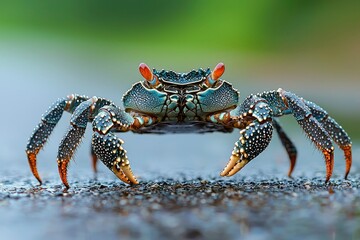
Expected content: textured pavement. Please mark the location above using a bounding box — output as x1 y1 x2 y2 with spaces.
0 171 359 240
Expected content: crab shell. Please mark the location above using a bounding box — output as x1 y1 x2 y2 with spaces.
122 63 239 133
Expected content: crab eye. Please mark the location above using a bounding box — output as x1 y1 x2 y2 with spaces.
211 62 225 81
139 63 154 81
204 62 225 87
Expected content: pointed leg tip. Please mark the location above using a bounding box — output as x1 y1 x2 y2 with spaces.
91 153 98 174
61 179 70 189
58 160 70 189
61 175 70 189
325 177 331 184
32 170 43 185
344 170 349 180
36 178 43 185
287 162 295 179
343 145 352 180
322 149 334 185
27 151 43 184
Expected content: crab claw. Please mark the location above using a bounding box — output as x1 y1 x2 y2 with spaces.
220 154 249 177
112 160 139 185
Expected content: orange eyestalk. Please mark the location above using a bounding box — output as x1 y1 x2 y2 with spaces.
204 62 225 87
139 63 154 81
139 63 161 87
211 62 225 80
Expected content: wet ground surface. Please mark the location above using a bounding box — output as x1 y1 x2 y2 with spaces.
0 172 360 240
1 42 360 240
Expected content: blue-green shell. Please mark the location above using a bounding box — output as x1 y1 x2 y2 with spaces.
122 82 167 114
122 66 240 133
154 68 211 85
198 81 239 113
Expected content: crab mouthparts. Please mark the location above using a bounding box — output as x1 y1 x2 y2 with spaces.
220 155 249 177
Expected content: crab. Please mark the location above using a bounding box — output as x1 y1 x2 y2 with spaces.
26 63 352 188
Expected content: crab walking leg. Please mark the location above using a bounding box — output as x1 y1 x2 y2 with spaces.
57 97 115 187
57 98 98 188
281 91 335 182
91 106 139 184
26 95 89 184
297 117 334 182
304 100 352 179
273 119 297 177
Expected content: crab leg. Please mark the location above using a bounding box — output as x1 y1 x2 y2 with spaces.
221 120 274 177
57 98 97 188
304 100 352 179
92 132 138 184
212 88 352 182
57 97 114 188
279 90 335 182
27 121 58 185
91 106 138 184
91 145 98 173
57 127 86 188
298 117 334 182
221 118 298 178
273 119 297 177
220 99 274 177
26 95 89 184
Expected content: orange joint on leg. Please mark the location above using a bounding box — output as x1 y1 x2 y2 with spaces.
277 88 289 108
65 94 75 111
142 116 151 125
131 118 142 129
208 112 233 125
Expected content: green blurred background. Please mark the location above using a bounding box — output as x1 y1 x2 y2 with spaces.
1 0 359 52
0 0 359 137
